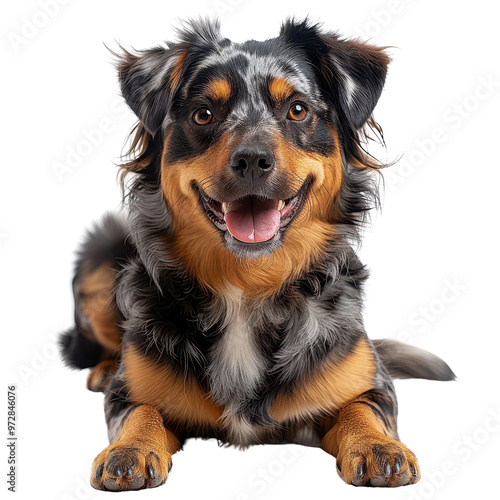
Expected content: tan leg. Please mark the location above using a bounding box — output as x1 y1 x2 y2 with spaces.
322 392 420 487
90 405 181 491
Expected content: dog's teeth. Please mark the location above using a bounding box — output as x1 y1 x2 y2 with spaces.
222 202 228 214
277 200 285 211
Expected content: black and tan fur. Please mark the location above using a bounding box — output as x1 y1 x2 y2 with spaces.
59 19 455 491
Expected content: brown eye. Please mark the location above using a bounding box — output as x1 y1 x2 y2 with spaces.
287 103 307 121
193 108 214 125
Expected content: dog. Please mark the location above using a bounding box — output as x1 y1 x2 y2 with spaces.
59 18 455 491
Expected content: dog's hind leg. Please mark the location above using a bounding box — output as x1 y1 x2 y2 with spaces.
59 214 134 391
86 359 118 392
321 388 421 487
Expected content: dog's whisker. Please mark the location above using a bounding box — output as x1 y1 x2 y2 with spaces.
168 194 185 210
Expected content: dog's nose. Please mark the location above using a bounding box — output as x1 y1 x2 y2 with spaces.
230 145 275 181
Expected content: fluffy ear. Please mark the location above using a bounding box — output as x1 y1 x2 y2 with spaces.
280 19 390 129
116 19 223 136
116 45 188 135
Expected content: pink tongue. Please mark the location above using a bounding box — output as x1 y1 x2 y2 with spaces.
224 197 280 243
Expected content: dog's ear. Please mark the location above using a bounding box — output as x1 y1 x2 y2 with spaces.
116 19 223 136
280 19 390 130
116 46 187 135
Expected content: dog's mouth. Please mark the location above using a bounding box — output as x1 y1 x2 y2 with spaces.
195 181 310 245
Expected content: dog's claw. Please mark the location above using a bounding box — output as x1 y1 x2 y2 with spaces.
356 460 366 477
384 460 391 477
95 464 104 479
91 444 171 491
336 437 420 487
147 465 155 479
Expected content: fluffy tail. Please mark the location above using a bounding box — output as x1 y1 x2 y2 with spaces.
59 213 134 373
373 339 456 381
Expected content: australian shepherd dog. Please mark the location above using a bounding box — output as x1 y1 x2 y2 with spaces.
60 18 455 491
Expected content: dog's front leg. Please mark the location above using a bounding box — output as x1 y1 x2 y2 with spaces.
90 404 181 491
321 389 420 487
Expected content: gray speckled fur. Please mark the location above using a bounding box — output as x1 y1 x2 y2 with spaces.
61 19 455 450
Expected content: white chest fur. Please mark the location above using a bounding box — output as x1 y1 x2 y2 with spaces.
208 286 266 404
207 286 267 445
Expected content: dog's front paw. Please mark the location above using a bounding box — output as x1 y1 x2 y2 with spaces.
90 442 172 491
336 436 420 487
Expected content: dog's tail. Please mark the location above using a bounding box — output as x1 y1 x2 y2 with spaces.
372 339 456 381
59 213 135 391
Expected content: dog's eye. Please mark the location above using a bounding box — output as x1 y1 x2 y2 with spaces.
287 104 307 121
193 108 214 126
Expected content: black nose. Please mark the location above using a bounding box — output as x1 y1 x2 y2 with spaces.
230 145 275 181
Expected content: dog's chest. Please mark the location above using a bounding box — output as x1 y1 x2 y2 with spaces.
207 290 266 406
205 288 272 445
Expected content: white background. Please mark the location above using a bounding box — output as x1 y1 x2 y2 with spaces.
2 0 499 498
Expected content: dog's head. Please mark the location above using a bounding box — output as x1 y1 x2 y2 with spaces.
117 19 389 289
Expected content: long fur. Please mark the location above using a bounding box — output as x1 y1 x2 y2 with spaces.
59 20 455 488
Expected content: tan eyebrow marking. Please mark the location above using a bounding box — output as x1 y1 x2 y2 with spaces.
206 78 232 102
169 49 189 94
269 77 295 102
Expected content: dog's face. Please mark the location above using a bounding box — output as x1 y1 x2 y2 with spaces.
118 20 389 260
